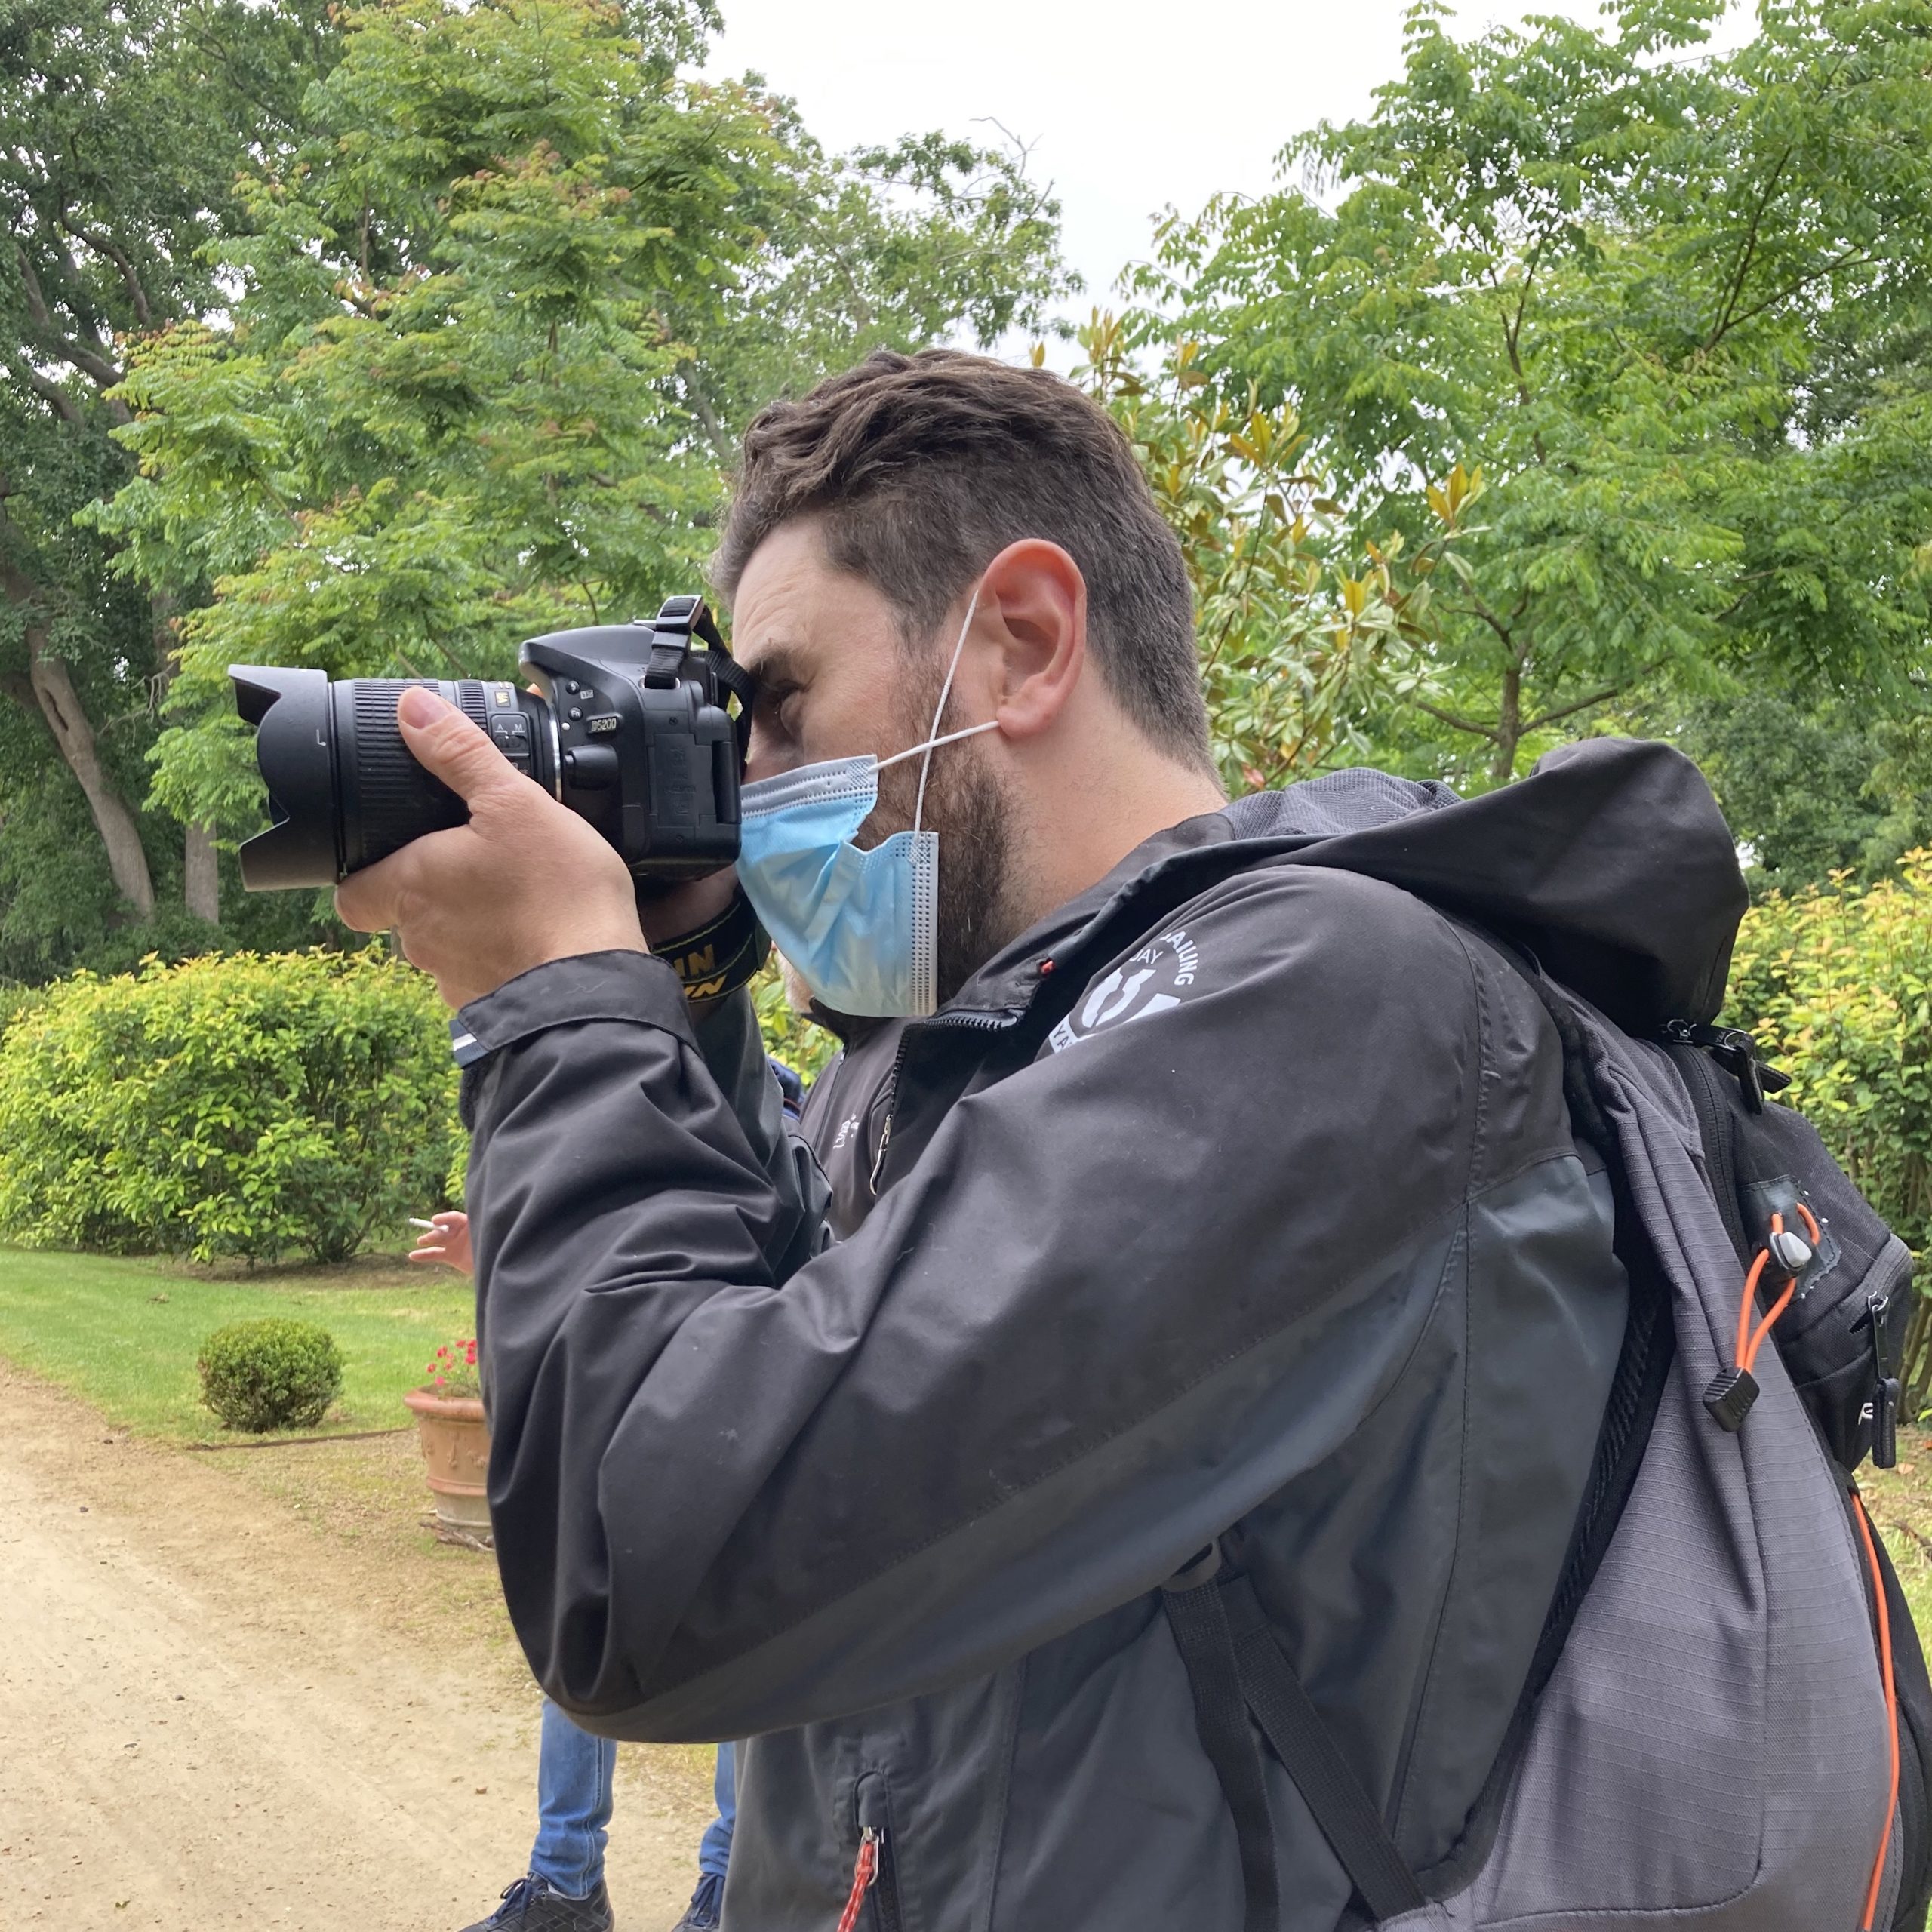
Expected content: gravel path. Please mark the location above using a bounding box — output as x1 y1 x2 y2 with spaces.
0 1363 700 1930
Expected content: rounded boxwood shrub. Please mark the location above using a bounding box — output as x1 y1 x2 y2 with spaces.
198 1318 344 1432
0 946 462 1263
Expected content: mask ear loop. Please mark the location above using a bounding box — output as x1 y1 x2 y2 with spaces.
877 719 998 777
912 586 980 836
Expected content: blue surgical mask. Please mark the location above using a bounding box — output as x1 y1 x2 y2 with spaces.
736 591 998 1018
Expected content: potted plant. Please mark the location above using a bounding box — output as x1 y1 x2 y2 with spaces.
404 1340 491 1543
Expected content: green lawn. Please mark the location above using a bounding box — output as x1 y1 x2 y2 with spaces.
0 1244 474 1441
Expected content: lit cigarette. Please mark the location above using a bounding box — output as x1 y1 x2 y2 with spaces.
408 1217 438 1231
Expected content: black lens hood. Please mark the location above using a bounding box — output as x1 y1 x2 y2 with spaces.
230 666 341 888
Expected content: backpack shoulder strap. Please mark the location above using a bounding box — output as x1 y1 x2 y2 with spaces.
1161 1552 1281 1932
1164 1555 1426 1925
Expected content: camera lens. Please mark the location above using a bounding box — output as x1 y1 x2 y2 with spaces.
232 600 744 892
339 681 492 874
228 670 555 889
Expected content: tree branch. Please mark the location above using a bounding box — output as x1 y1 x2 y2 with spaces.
1704 144 1792 352
1450 589 1526 654
14 245 128 401
2 355 84 426
678 359 737 469
57 211 155 328
1411 697 1502 745
1496 239 1546 456
1712 245 1875 350
1522 681 1629 734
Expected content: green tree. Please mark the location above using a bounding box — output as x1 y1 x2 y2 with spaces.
1684 692 1895 891
1070 311 1478 792
102 0 1071 841
1142 0 1932 786
1 0 338 959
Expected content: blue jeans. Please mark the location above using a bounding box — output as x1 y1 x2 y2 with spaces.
529 1700 737 1895
530 1698 615 1897
700 1739 736 1879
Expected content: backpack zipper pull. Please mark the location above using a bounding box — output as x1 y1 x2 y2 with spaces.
835 1827 881 1932
1868 1291 1901 1470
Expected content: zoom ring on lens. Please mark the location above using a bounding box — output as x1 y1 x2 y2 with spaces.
342 680 478 872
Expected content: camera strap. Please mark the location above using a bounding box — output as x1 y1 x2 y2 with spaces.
652 888 768 1005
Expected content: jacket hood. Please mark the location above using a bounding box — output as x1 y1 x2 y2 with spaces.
1220 737 1747 1032
958 737 1745 1038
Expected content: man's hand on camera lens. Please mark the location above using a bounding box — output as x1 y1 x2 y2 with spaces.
334 685 646 1009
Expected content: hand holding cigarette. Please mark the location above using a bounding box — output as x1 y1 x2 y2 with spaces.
408 1210 472 1276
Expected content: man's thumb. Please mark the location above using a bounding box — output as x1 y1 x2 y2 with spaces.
396 685 512 803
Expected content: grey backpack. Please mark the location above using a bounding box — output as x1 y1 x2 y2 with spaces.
1164 961 1930 1932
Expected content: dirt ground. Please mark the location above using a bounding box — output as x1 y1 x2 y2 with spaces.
0 1362 713 1930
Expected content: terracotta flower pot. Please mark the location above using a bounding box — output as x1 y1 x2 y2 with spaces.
403 1386 491 1534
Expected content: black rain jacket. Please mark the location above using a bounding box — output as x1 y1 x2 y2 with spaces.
457 740 1746 1930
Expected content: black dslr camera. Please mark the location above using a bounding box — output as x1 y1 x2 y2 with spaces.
229 596 750 891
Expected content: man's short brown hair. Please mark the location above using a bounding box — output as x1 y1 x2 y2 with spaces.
712 349 1214 772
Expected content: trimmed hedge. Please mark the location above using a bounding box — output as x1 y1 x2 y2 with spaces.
1725 854 1932 1257
1725 855 1932 1408
198 1317 345 1432
0 947 462 1264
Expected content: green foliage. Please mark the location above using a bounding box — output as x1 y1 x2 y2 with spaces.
1 0 1063 981
0 947 462 1263
1142 0 1932 785
100 0 1069 841
0 980 45 1041
1069 313 1478 791
751 960 838 1088
1725 857 1932 1255
2 0 342 955
1682 691 1932 894
196 1315 344 1431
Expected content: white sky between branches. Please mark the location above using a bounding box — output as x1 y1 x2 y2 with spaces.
700 0 1753 367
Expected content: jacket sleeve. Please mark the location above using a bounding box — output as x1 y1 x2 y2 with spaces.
683 986 829 1283
461 869 1548 1741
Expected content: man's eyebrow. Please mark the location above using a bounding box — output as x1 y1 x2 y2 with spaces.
737 641 809 691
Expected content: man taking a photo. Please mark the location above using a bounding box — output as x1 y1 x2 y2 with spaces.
337 349 1747 1928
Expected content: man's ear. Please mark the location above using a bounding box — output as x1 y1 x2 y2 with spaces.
974 540 1086 743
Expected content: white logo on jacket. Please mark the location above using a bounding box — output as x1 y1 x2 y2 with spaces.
1047 928 1200 1053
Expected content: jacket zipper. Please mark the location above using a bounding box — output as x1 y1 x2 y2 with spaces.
867 1040 909 1198
840 1772 905 1932
867 1008 1022 1198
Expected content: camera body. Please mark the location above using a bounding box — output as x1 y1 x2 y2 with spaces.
230 596 749 891
518 595 749 884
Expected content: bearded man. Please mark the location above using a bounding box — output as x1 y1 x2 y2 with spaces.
334 349 1720 1930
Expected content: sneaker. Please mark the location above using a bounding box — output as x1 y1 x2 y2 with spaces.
671 1871 724 1931
460 1873 615 1932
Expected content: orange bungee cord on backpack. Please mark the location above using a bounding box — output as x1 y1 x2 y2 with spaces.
1703 1199 1899 1932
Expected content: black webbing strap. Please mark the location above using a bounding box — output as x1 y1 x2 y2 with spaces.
1164 1567 1281 1932
1167 1562 1426 1926
1223 1574 1426 1922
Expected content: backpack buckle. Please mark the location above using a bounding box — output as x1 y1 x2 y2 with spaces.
1660 1019 1792 1114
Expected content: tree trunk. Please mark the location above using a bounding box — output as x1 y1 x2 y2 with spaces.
185 821 220 923
1490 657 1524 786
27 632 155 917
149 589 218 925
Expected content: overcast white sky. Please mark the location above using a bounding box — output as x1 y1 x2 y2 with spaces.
697 0 1651 359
